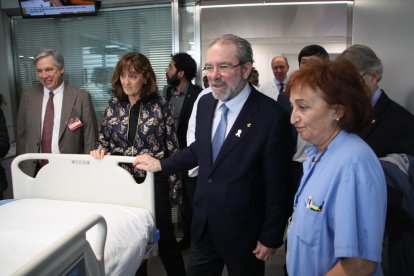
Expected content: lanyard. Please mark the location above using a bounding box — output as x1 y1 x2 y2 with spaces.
293 148 327 208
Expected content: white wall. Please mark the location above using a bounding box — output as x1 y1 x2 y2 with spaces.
352 0 414 113
200 3 350 86
2 0 414 112
199 0 414 114
251 42 347 88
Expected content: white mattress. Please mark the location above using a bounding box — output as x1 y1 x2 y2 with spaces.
0 198 155 276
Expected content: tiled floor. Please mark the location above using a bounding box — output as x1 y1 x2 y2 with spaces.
147 243 287 276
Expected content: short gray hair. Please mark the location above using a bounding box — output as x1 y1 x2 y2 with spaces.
208 34 254 65
33 48 64 69
338 44 383 81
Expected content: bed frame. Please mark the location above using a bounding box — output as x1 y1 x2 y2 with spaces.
12 153 155 217
7 153 155 276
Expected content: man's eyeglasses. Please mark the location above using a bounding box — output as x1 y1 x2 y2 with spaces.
203 63 244 74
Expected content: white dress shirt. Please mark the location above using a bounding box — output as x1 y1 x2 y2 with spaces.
186 87 212 146
186 88 212 177
260 77 287 102
260 79 278 101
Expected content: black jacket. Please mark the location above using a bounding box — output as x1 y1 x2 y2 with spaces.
357 90 414 157
166 83 202 149
0 109 10 192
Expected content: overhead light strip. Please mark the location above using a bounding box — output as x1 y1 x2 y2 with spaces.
201 1 353 9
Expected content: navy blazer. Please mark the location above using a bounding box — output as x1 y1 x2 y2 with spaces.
166 83 202 149
161 85 293 259
357 91 414 157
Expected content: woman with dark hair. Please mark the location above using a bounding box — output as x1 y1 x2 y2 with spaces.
285 59 387 275
90 52 186 276
0 95 10 200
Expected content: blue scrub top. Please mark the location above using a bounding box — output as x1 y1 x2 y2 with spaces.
286 130 387 276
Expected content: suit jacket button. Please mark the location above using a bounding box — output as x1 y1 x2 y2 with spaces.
208 178 212 183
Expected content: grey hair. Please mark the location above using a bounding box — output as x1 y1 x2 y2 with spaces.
33 48 64 69
208 34 254 79
209 34 254 65
338 44 383 81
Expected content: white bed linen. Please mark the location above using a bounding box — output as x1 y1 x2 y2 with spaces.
0 198 154 276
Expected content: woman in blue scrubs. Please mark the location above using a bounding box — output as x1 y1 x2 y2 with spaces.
285 59 387 276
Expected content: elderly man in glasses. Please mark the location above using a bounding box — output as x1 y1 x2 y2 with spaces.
134 34 293 276
338 44 414 157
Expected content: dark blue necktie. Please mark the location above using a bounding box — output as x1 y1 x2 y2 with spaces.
212 104 229 162
279 82 285 94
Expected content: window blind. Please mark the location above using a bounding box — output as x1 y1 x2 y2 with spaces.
11 5 172 122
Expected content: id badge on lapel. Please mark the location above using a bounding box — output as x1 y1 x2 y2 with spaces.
67 117 83 131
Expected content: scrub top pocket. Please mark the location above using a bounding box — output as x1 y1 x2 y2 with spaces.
292 206 324 247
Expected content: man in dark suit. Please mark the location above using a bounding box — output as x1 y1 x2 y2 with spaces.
338 44 414 157
338 44 414 276
16 48 98 176
135 34 293 276
165 52 202 250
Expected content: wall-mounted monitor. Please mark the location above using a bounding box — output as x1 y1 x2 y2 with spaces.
19 0 98 19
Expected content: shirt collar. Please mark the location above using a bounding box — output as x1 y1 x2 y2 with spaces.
173 83 190 96
371 88 382 107
182 83 190 95
305 129 346 158
274 78 287 86
44 81 64 96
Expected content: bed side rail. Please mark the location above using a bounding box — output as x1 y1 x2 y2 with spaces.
14 214 107 276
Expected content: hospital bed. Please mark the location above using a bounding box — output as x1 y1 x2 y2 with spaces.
0 153 157 276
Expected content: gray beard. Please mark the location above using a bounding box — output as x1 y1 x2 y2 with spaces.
211 79 246 102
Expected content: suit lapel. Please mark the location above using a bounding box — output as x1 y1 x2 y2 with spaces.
212 90 258 169
33 86 45 141
357 91 387 139
59 84 76 140
195 93 217 169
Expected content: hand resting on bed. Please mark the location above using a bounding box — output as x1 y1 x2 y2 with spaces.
133 154 162 172
90 149 111 159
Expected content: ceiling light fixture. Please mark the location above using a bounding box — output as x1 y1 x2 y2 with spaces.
200 1 353 9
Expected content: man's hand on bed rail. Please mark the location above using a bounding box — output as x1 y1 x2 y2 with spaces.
90 149 111 159
133 154 162 172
